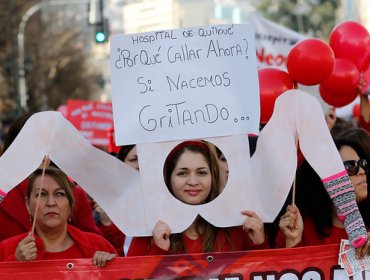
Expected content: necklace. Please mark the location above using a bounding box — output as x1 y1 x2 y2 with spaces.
62 234 72 251
45 233 72 252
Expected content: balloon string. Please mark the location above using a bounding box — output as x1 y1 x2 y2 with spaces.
30 156 49 237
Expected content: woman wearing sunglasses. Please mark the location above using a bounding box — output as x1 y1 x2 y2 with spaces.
276 135 370 252
337 128 370 194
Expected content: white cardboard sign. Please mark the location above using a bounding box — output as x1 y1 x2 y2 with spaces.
110 24 260 145
0 91 347 236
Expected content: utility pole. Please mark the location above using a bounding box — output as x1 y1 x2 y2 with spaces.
17 0 88 112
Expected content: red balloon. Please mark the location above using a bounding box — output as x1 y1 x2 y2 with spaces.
258 68 295 123
320 85 357 108
287 38 335 86
329 21 370 71
319 58 360 107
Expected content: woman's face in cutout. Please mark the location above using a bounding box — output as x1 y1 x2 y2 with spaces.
124 146 139 170
170 150 212 205
339 145 367 202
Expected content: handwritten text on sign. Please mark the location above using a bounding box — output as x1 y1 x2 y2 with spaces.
110 24 260 145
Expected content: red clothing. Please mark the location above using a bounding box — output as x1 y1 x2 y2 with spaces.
360 115 370 134
0 180 101 242
0 225 117 261
275 216 350 248
127 226 269 256
97 223 126 256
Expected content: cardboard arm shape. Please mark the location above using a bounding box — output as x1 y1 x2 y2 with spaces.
0 90 366 247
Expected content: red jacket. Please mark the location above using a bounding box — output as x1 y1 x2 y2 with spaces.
360 115 370 134
0 180 101 242
97 223 126 256
127 226 269 256
0 225 117 261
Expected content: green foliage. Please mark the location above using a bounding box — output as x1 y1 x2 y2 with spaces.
256 0 339 39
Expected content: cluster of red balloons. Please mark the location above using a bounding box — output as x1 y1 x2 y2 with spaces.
321 21 370 107
259 21 370 123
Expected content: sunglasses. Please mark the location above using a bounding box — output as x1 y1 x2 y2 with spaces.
343 159 368 176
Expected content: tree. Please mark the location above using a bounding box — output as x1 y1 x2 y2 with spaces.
0 0 102 117
256 0 339 39
0 0 23 118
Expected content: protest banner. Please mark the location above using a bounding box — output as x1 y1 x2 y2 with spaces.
249 15 306 70
110 24 260 145
0 245 365 280
66 100 113 146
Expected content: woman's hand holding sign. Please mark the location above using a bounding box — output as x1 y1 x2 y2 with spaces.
279 204 303 248
152 220 171 251
242 210 266 245
15 235 37 261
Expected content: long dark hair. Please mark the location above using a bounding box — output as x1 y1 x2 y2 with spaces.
2 113 34 155
162 140 231 253
117 144 135 162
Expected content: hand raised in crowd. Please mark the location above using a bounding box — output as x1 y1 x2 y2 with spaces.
92 251 116 268
241 210 265 245
15 234 37 261
358 73 370 123
92 201 113 226
354 232 370 259
357 72 366 95
279 204 303 248
152 220 171 251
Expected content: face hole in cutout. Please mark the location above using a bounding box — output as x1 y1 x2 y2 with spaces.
163 140 228 205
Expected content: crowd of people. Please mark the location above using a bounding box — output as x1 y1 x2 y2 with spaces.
0 89 368 267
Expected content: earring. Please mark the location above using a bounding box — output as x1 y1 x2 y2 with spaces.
68 216 72 223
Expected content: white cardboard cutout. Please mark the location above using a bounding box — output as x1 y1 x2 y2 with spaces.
0 90 347 236
137 135 254 233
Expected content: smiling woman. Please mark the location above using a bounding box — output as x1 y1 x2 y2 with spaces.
163 140 220 205
0 167 117 267
127 140 269 256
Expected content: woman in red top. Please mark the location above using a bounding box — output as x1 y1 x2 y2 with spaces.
128 140 268 256
0 167 117 267
277 136 370 253
0 113 101 242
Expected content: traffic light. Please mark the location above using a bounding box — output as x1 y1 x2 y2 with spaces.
89 0 109 44
95 20 108 43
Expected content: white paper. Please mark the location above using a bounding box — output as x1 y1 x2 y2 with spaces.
110 24 260 145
